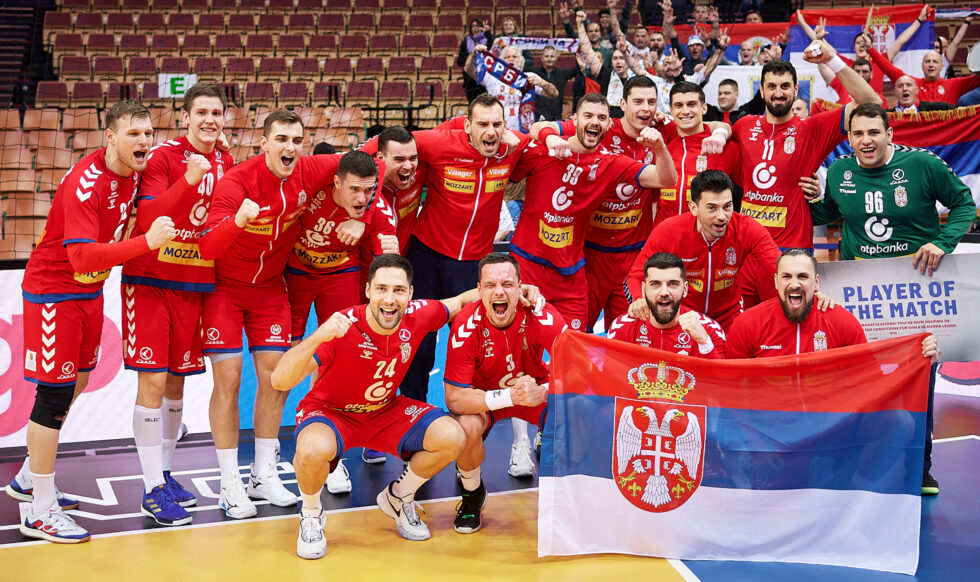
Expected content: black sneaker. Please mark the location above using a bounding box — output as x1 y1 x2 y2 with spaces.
921 470 939 496
453 480 487 534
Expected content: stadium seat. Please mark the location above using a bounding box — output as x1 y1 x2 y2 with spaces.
147 107 175 130
180 0 207 12
227 14 256 36
182 34 213 57
0 109 19 130
268 0 294 11
151 34 180 56
245 34 275 59
1 146 32 170
86 34 117 58
437 14 463 33
126 57 158 83
317 13 346 33
323 0 351 16
378 14 405 34
431 34 458 54
75 13 104 34
525 13 555 37
446 81 468 118
215 34 244 57
400 34 429 57
61 108 100 131
93 56 125 83
276 34 306 57
356 57 384 79
322 58 353 81
59 56 92 82
257 57 288 81
412 0 439 15
106 82 139 102
52 34 84 61
34 146 74 170
36 82 70 109
252 107 273 129
93 0 120 9
290 57 322 82
61 0 89 9
294 106 327 129
106 13 134 34
153 0 179 10
198 14 226 35
420 56 450 81
370 35 398 57
407 14 434 34
347 80 377 109
347 14 376 35
278 82 310 107
215 82 242 107
119 34 148 58
159 56 190 75
468 0 493 14
309 34 339 58
0 169 37 196
297 0 326 10
22 108 60 132
338 35 368 58
313 81 345 106
39 168 70 191
225 57 255 84
329 107 364 130
136 13 165 35
245 83 277 108
379 80 410 107
257 14 286 37
166 13 195 36
357 0 380 12
495 0 524 14
288 13 316 35
387 56 416 79
211 0 238 14
239 0 267 13
193 57 225 82
42 12 72 42
2 130 24 148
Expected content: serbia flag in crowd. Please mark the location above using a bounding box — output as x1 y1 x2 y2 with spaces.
538 331 930 574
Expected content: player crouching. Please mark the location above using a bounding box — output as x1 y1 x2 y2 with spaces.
443 254 565 533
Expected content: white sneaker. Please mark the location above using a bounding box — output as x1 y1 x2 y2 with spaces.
376 483 430 541
20 506 91 543
219 478 258 519
325 459 352 494
508 436 535 478
247 464 298 507
296 509 327 559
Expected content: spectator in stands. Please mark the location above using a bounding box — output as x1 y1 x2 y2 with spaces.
868 42 980 106
457 19 493 102
818 58 887 105
312 142 337 155
738 40 756 65
891 75 955 113
463 45 559 131
497 16 533 65
791 97 809 119
744 9 763 24
648 39 728 116
528 46 581 121
705 78 747 124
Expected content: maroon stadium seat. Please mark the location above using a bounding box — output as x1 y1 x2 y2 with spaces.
198 14 226 35
355 57 384 79
93 56 125 82
214 34 244 57
182 34 213 57
126 57 157 83
159 57 190 75
105 13 134 34
347 14 376 35
72 82 105 108
86 34 117 58
400 34 429 57
166 13 195 35
276 34 306 57
119 34 148 58
387 56 416 79
74 13 104 34
227 14 256 36
322 58 352 81
136 13 165 35
287 14 316 35
245 34 275 58
278 82 310 107
193 57 224 82
257 57 288 81
59 56 92 81
370 35 398 57
338 34 368 58
225 57 256 84
290 58 321 82
378 14 405 34
308 34 339 58
317 13 346 34
245 82 276 107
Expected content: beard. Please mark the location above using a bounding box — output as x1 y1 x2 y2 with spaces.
647 296 681 325
765 98 793 118
779 295 814 324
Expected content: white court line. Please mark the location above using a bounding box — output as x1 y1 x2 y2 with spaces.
667 558 702 582
934 434 980 443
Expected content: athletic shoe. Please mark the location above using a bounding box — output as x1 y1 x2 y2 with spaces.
508 436 535 478
141 484 192 526
247 464 298 507
325 459 352 494
163 471 196 507
20 506 90 544
376 483 430 541
453 480 487 534
362 448 386 464
219 478 257 519
922 470 940 496
177 422 188 441
6 474 80 510
296 509 327 560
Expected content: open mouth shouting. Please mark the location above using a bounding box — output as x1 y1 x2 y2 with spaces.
133 149 148 163
376 304 400 328
491 299 509 317
785 287 805 310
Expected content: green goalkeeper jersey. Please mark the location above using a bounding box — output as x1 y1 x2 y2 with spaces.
811 145 976 260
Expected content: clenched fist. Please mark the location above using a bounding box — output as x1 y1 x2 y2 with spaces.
545 134 572 159
184 153 212 186
676 310 710 345
234 199 261 228
379 234 399 254
336 219 366 246
637 127 666 152
314 312 352 342
511 375 548 407
146 216 176 249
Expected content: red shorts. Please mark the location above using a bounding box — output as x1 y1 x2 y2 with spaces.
585 247 637 331
294 395 446 459
122 284 205 375
513 256 587 332
201 278 290 355
285 268 360 341
484 402 547 439
23 296 102 387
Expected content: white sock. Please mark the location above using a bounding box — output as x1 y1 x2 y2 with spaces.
161 397 183 472
16 457 31 484
300 489 323 516
512 418 529 442
133 405 165 492
458 467 482 492
391 465 427 501
216 448 240 486
253 438 279 474
30 471 56 515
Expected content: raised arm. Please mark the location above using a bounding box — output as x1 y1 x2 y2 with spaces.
270 312 350 391
635 127 677 187
464 45 488 80
804 39 882 125
946 13 976 63
576 10 604 76
887 5 929 61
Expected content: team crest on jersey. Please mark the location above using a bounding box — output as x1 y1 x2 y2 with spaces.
588 159 600 181
570 318 582 330
482 327 490 337
894 186 908 208
183 351 191 363
639 324 648 336
270 324 282 336
298 190 307 206
206 328 220 341
783 136 796 154
677 332 691 346
612 135 621 147
110 180 118 191
725 246 736 266
813 330 828 352
843 170 853 181
613 397 705 513
695 154 707 172
216 165 224 180
400 342 412 363
360 349 373 359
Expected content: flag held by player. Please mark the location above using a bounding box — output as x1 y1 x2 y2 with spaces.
539 331 930 574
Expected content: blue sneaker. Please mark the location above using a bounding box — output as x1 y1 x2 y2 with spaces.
362 448 386 464
6 474 80 510
141 484 192 526
20 507 90 544
163 471 197 507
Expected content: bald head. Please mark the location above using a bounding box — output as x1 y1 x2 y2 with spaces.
895 75 919 108
739 40 755 65
921 51 943 81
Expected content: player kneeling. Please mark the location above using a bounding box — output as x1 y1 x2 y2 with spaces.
443 253 564 533
272 255 473 559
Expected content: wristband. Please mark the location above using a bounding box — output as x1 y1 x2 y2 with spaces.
485 389 514 411
827 55 846 74
538 126 560 143
710 126 729 140
697 337 715 355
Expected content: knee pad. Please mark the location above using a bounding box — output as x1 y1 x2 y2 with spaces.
30 382 75 430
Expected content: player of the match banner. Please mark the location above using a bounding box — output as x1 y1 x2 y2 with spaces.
538 331 929 574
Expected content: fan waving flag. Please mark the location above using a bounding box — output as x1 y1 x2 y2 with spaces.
538 331 930 574
790 5 934 79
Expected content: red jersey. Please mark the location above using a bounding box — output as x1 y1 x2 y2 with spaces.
509 140 648 274
410 129 531 261
200 154 340 286
444 301 565 391
300 300 450 413
23 148 139 303
827 77 887 106
654 121 740 230
606 305 726 358
555 118 660 252
732 109 845 248
839 54 885 94
726 298 867 358
356 135 426 254
287 162 395 276
869 48 980 105
625 213 780 327
122 136 233 292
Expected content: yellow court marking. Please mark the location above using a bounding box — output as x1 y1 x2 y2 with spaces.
2 491 691 581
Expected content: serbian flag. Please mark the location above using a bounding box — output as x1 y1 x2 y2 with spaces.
790 5 934 79
474 50 535 133
671 23 790 64
538 331 930 574
822 105 980 203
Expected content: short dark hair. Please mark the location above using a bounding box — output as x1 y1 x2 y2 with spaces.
477 252 520 282
313 142 337 155
598 8 610 16
776 248 817 271
369 253 412 284
690 169 733 203
745 9 762 20
468 92 505 118
182 83 226 112
669 81 705 105
643 252 686 278
105 100 150 131
853 58 873 71
377 125 415 153
337 150 377 180
719 78 739 91
848 102 890 131
262 109 303 136
576 91 610 112
761 59 797 87
622 74 657 100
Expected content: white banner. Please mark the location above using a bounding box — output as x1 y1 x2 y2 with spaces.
702 64 836 109
158 73 198 98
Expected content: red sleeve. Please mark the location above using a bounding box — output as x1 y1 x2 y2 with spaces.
614 155 647 188
67 236 152 273
365 194 397 255
828 77 847 102
948 75 980 101
723 313 754 359
626 224 670 302
507 139 544 183
556 119 575 136
62 177 104 246
357 134 379 155
838 308 868 345
418 299 451 334
699 314 727 359
312 335 339 368
301 153 342 195
659 120 679 144
412 129 450 164
745 217 781 301
444 310 478 387
803 108 846 168
730 116 749 143
199 172 246 259
435 116 467 131
136 148 195 232
867 47 905 83
839 54 854 67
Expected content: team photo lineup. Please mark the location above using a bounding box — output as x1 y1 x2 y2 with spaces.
6 0 979 566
